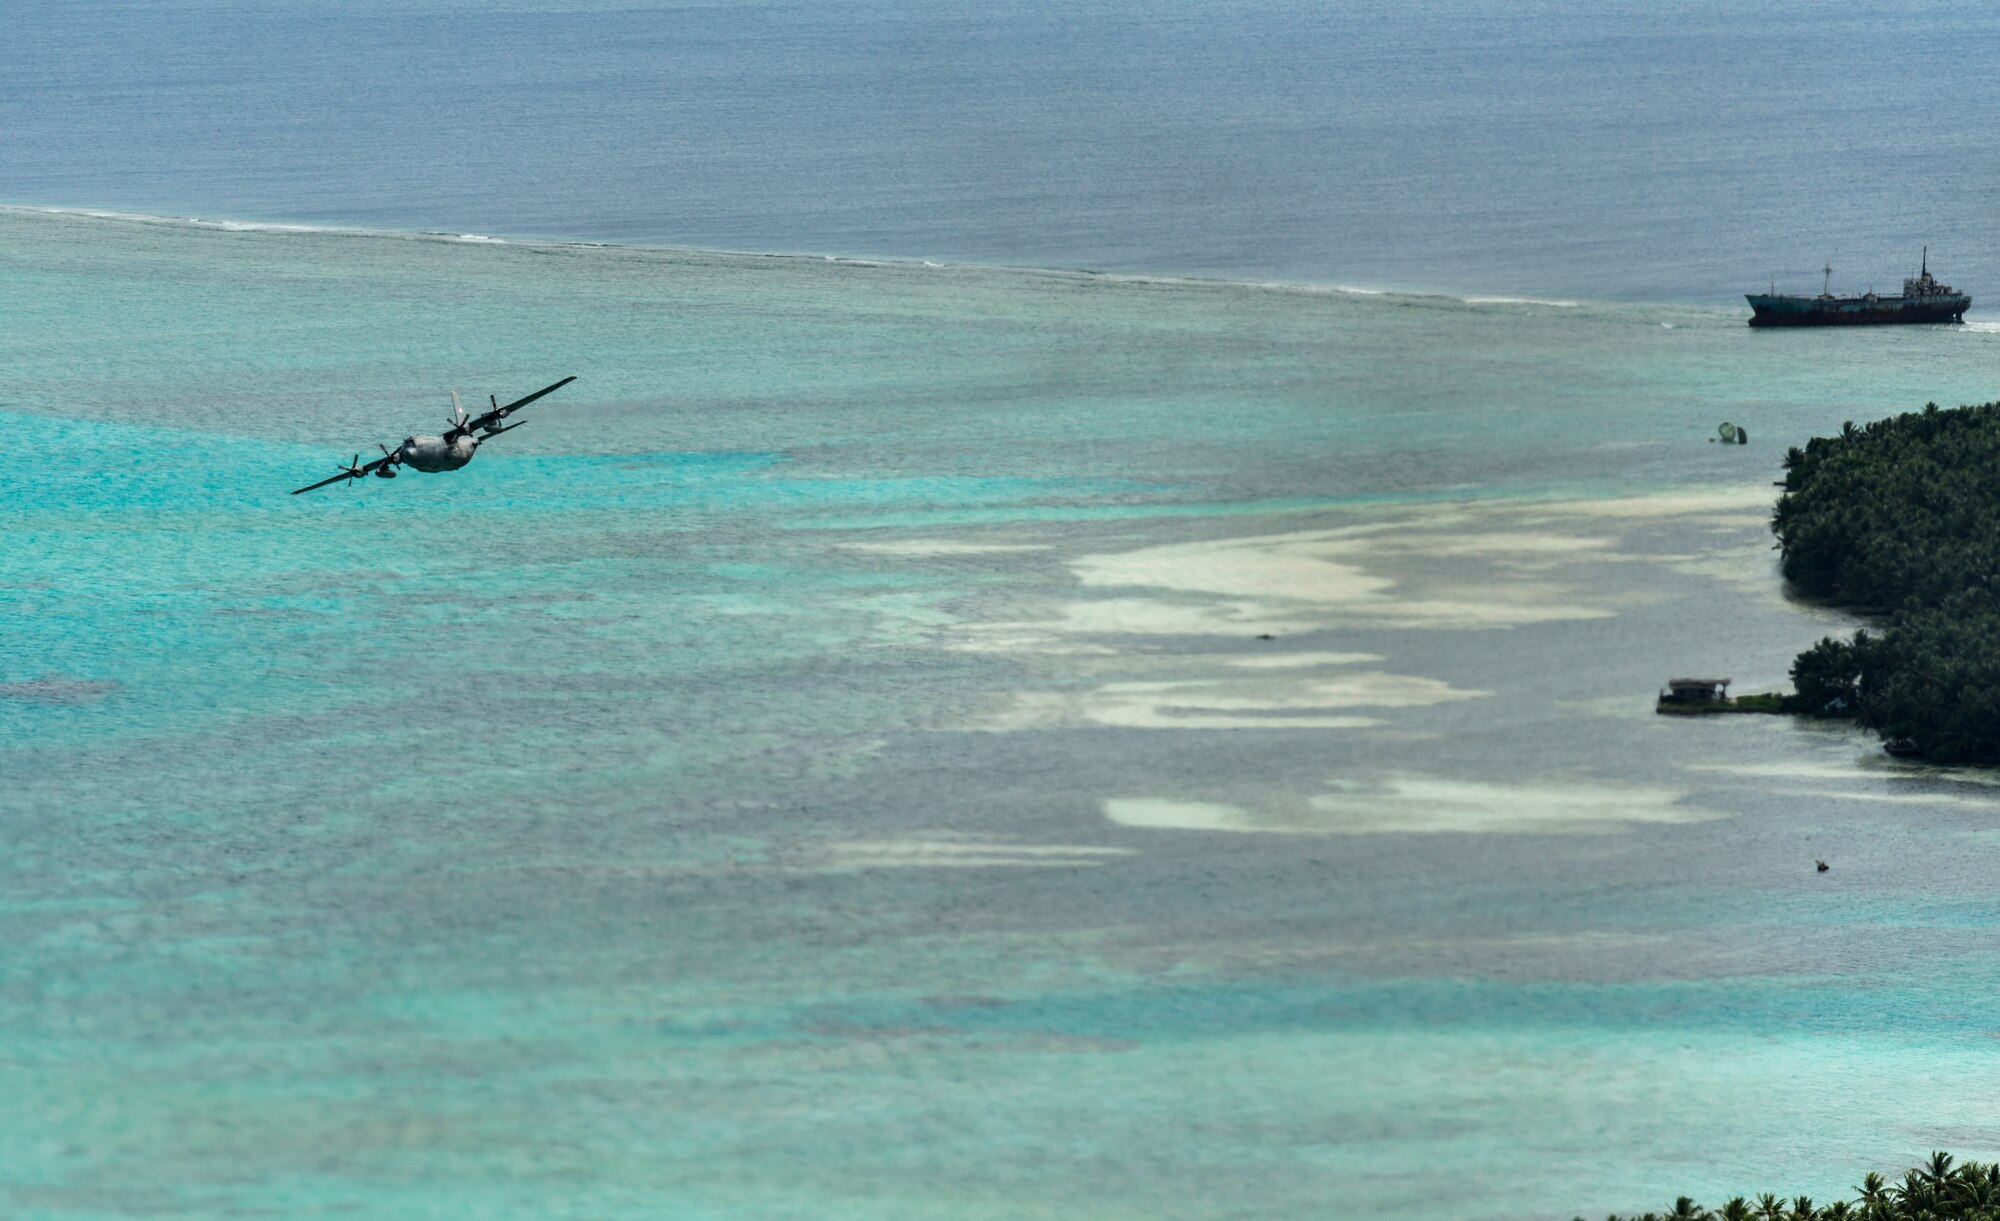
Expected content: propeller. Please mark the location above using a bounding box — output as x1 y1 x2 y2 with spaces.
334 453 366 487
474 377 575 435
373 443 401 477
445 390 471 441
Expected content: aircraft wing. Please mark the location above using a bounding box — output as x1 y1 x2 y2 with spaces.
291 451 393 494
465 375 577 433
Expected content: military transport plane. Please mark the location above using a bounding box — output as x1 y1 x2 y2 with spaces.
291 376 577 494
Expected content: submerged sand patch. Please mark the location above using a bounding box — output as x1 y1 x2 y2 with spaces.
839 539 1050 557
940 487 1778 663
1307 775 1715 833
1770 788 2000 808
985 671 1484 731
1223 651 1385 669
1104 798 1262 832
1692 761 2000 807
812 836 1133 869
1691 761 1887 782
1067 528 1620 632
1107 775 1713 834
1528 486 1775 519
923 483 1782 744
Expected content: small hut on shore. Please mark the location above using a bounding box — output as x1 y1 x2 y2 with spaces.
1659 677 1731 706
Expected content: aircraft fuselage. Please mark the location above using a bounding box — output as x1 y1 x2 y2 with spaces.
397 433 480 473
290 376 574 495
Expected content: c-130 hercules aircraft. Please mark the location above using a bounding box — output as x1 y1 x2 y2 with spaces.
291 376 576 494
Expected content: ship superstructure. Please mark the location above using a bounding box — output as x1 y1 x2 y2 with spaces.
1746 249 1969 326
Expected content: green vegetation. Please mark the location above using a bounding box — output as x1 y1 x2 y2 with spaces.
1772 401 2000 762
1729 692 1788 712
1588 1151 2000 1220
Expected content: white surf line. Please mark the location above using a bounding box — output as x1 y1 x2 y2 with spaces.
0 202 1676 310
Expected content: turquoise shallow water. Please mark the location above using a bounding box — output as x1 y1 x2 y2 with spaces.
14 209 2000 1217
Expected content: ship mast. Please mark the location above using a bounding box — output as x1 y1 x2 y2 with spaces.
1823 263 1832 297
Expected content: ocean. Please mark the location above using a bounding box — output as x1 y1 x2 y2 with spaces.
9 5 2000 1219
8 0 2000 300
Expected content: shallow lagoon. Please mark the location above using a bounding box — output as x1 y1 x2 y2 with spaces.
10 209 2000 1217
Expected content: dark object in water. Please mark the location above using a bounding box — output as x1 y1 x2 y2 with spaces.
1747 249 1969 327
1716 422 1749 445
1816 859 1829 872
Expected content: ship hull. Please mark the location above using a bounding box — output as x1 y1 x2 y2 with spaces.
1746 294 1970 327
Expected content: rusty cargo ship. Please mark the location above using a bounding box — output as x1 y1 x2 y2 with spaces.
1746 250 1969 327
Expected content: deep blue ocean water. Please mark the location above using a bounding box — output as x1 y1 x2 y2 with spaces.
11 6 2000 1219
7 0 2000 300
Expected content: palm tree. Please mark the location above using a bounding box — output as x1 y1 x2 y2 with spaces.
1924 1151 1956 1188
1952 1169 1999 1214
1857 1172 1888 1208
1894 1169 1935 1215
1590 1147 2000 1219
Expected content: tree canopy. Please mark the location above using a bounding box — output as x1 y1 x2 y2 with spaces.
1593 1152 2000 1220
1773 402 2000 762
